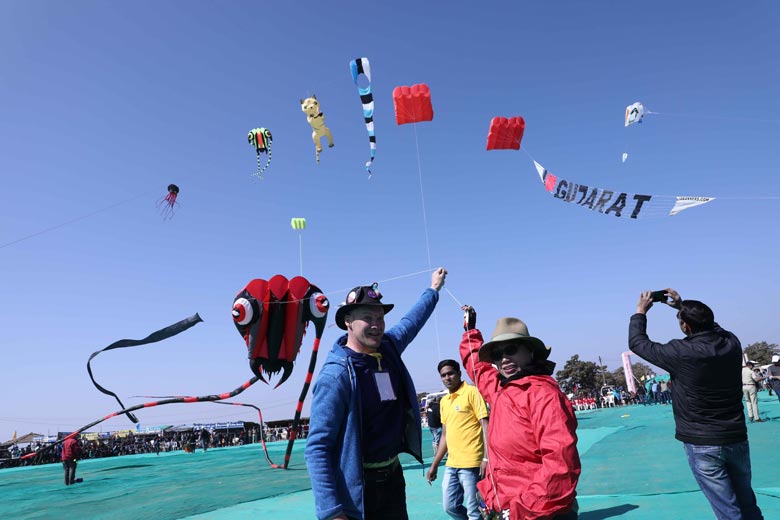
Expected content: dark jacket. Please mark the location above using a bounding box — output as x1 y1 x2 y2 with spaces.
426 399 442 429
628 313 746 445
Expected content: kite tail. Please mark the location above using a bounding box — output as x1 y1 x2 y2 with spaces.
280 335 321 469
256 151 264 178
315 147 320 164
86 314 203 424
211 401 279 468
258 147 272 175
22 374 261 462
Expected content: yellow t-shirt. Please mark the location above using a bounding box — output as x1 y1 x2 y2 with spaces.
440 382 488 468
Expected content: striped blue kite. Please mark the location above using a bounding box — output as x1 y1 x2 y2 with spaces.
350 57 376 176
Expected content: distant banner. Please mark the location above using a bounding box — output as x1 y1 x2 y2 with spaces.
534 161 714 219
193 421 245 430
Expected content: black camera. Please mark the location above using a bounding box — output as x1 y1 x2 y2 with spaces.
651 290 667 303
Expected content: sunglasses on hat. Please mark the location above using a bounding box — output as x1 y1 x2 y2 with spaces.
490 343 523 363
346 283 381 304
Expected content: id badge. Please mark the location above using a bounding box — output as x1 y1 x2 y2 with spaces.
374 372 396 401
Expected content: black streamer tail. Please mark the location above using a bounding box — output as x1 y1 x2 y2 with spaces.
23 374 260 463
86 314 203 422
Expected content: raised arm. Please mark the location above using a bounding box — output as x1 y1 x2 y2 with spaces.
385 268 447 353
629 292 679 372
459 306 501 406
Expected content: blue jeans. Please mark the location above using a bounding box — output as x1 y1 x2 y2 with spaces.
442 466 481 520
683 441 763 520
430 427 442 449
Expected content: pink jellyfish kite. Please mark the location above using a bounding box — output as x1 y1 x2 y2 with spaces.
158 184 180 219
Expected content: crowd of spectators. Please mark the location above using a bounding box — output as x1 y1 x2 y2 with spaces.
0 421 310 469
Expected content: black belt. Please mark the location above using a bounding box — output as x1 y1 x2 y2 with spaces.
362 457 399 482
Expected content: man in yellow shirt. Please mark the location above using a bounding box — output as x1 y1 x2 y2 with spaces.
426 359 488 520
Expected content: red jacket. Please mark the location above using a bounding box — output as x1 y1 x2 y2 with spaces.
61 437 81 462
460 330 580 519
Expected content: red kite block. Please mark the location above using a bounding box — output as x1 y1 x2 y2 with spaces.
393 84 434 125
486 116 525 150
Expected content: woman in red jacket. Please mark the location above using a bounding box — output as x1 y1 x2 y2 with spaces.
459 307 580 519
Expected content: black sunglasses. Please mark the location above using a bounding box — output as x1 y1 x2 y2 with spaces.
490 343 521 362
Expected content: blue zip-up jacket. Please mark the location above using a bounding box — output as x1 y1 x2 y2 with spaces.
305 288 439 520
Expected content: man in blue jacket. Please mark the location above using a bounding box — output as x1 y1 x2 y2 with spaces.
629 288 763 520
305 267 447 520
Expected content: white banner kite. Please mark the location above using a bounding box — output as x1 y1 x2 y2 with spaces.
533 161 715 219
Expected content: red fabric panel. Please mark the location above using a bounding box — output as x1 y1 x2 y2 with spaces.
392 84 434 125
486 116 525 150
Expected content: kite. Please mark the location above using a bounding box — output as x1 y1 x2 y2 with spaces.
232 275 329 468
350 57 376 175
300 95 334 164
625 102 645 127
393 84 433 125
486 116 526 150
26 276 329 471
248 128 273 177
158 184 179 219
233 274 328 387
533 160 715 218
290 218 306 230
622 153 629 163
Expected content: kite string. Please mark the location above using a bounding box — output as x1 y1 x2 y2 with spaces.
323 268 437 299
299 232 303 276
413 124 434 279
263 268 436 310
521 146 540 166
412 122 442 361
646 110 780 124
0 190 153 250
444 287 463 308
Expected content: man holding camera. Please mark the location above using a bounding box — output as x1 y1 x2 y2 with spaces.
628 289 763 520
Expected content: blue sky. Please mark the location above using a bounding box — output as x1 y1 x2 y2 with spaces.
1 1 779 441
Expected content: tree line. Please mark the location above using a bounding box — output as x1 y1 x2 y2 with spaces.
555 341 778 394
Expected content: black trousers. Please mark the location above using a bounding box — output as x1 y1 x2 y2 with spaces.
63 460 77 485
349 460 408 520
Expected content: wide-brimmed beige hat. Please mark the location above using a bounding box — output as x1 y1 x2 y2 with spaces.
478 317 550 363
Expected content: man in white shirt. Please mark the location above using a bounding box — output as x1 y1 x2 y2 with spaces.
741 361 763 422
